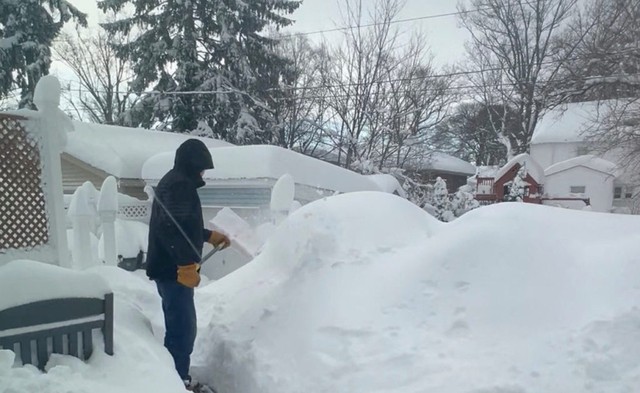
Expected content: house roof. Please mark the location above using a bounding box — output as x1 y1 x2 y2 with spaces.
544 155 618 177
64 121 232 179
476 165 500 178
142 145 382 194
494 153 545 183
531 101 612 144
411 152 477 175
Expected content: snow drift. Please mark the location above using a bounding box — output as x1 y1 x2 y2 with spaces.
192 193 640 393
3 192 640 393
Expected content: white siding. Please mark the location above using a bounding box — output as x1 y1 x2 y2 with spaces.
544 166 614 212
530 142 584 169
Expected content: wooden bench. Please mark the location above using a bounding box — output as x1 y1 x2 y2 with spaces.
0 293 114 369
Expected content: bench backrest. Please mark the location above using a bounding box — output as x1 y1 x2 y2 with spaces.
0 293 113 369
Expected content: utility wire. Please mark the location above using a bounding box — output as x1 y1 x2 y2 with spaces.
50 71 640 106
51 51 640 100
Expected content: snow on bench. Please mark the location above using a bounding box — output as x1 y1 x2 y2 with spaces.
0 260 113 370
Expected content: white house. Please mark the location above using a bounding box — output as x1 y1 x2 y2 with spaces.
543 155 618 212
530 101 636 213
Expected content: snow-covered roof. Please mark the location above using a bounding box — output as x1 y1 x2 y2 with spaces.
364 174 407 197
64 121 232 179
142 145 382 193
494 153 545 183
544 155 618 177
476 165 500 178
531 101 611 144
413 152 476 175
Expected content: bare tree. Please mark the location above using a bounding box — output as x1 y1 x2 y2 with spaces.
54 29 135 124
565 0 640 196
458 0 581 155
269 34 335 154
320 0 404 169
556 0 640 100
375 38 454 170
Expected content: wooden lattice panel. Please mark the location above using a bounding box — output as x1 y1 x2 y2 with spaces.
0 114 50 250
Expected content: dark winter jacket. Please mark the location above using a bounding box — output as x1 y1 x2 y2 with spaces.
146 139 214 281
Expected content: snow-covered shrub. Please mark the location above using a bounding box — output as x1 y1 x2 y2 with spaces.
432 177 455 222
506 165 527 202
451 189 480 217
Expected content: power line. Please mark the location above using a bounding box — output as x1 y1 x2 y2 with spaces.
270 73 640 102
53 70 640 102
268 50 640 93
277 0 543 39
53 49 639 98
283 9 476 38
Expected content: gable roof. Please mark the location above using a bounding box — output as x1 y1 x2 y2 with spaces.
142 145 382 194
531 101 612 144
64 121 232 179
544 155 618 177
494 153 545 183
410 152 477 175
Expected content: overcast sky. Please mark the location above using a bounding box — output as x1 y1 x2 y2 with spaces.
65 0 469 68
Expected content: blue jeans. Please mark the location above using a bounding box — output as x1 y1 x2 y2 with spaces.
156 279 197 381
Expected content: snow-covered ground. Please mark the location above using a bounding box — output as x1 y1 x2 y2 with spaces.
3 192 640 393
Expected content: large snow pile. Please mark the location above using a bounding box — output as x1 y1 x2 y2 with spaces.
3 193 640 393
192 194 640 393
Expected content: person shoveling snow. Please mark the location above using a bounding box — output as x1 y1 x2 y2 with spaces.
146 139 231 392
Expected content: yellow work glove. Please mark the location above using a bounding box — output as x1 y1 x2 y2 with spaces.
208 231 231 249
177 263 201 288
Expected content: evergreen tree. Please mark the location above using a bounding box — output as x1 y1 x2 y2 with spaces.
451 189 480 218
98 0 300 143
507 165 528 202
0 0 87 108
432 177 455 222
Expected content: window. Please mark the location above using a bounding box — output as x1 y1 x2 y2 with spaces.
570 186 586 194
625 190 634 199
614 187 622 199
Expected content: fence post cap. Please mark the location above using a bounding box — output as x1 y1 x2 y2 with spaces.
98 176 119 213
33 75 61 111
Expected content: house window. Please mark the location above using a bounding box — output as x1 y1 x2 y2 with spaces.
614 187 622 199
570 186 586 194
625 189 634 199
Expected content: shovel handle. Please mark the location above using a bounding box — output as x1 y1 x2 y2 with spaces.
201 244 224 265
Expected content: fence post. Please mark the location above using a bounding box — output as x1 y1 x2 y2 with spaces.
270 174 295 225
69 186 94 269
98 177 118 266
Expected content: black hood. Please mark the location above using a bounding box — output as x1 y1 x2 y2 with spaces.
174 139 214 184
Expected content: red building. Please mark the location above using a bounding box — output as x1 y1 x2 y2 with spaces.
475 154 544 204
